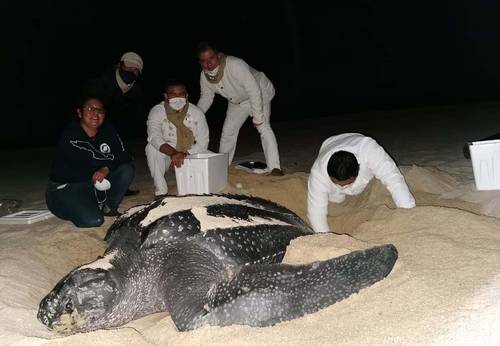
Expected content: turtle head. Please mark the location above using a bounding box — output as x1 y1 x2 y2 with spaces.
37 265 122 334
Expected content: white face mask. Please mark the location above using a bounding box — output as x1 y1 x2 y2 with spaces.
168 97 187 111
94 178 111 191
205 66 219 77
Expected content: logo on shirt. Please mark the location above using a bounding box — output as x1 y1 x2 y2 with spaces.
70 140 114 160
100 143 111 153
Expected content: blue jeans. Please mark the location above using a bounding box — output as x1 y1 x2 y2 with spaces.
46 163 133 228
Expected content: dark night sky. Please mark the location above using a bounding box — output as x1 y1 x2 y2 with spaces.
3 1 500 148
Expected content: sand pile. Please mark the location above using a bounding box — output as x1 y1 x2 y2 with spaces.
1 164 500 345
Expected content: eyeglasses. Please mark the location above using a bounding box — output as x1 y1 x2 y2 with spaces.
82 106 106 115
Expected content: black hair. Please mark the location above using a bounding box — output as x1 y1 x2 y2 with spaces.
196 41 219 57
164 78 187 92
327 151 359 181
76 94 106 111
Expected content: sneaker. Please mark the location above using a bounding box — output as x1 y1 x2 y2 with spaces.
103 207 122 217
268 168 284 176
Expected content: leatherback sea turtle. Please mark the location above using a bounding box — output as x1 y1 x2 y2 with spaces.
38 194 397 333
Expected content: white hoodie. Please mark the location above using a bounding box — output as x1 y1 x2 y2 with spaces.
197 56 275 124
307 133 416 233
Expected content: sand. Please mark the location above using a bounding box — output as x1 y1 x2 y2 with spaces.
2 103 500 345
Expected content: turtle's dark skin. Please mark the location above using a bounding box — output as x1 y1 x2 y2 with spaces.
38 194 397 334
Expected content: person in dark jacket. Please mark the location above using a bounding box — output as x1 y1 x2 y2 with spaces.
82 51 144 196
46 95 133 228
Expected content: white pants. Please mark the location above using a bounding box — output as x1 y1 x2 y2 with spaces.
145 143 172 195
220 100 281 170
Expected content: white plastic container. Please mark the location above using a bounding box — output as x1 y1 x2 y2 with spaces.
469 139 500 190
175 153 228 195
0 210 54 225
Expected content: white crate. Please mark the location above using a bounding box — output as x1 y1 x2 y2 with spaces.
175 153 228 195
0 210 54 225
469 139 500 190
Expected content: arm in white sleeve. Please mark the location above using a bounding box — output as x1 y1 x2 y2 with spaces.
146 106 166 151
188 109 210 154
307 173 332 233
365 139 416 208
197 74 215 113
233 60 265 123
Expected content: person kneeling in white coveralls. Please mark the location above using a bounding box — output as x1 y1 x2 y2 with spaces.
196 41 283 176
146 80 209 197
307 133 416 233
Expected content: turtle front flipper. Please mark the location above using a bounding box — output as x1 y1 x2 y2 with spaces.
184 244 398 331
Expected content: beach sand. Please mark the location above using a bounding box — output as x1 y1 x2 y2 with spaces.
2 103 500 345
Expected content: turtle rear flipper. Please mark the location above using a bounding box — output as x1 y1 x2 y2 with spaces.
185 244 398 331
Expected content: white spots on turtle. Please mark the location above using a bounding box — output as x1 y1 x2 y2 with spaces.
191 206 291 232
79 250 117 271
140 196 258 228
121 204 148 219
311 262 320 270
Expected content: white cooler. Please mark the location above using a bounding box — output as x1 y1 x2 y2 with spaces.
175 152 228 195
469 139 500 190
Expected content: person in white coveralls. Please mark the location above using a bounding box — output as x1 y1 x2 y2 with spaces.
307 133 416 233
146 80 209 197
196 41 283 176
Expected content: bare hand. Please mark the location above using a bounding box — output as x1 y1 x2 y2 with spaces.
171 152 186 168
92 167 110 184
